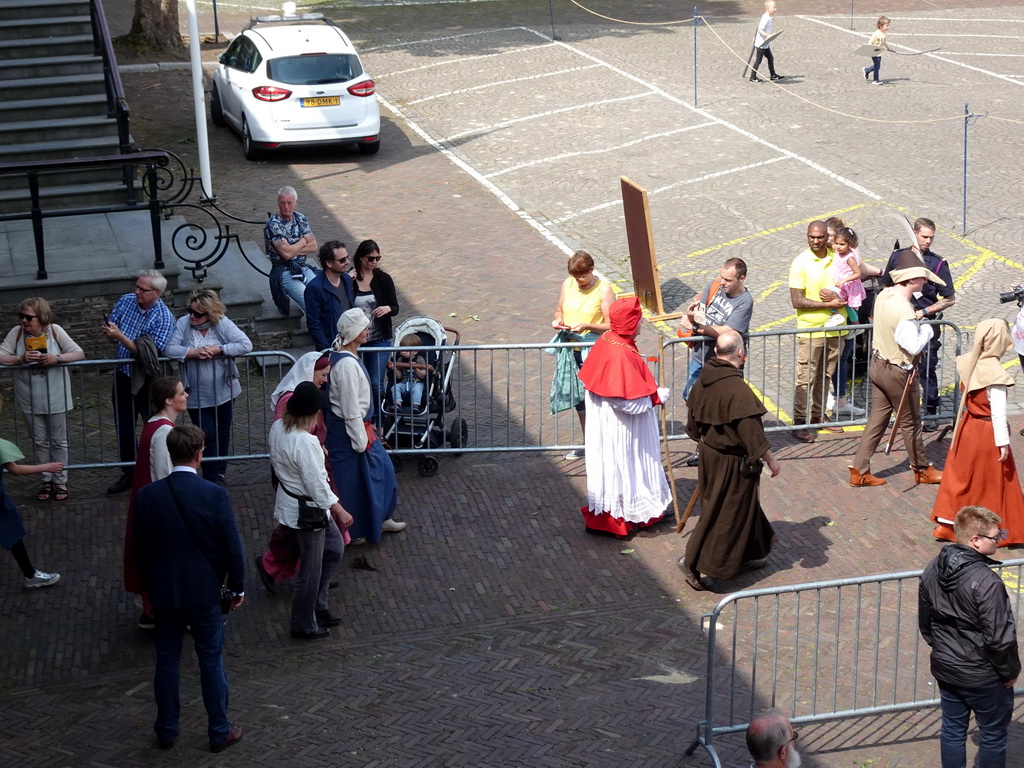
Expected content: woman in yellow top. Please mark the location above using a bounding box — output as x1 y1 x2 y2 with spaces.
551 250 615 460
863 16 893 84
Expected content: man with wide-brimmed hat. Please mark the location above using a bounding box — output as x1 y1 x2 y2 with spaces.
849 261 946 487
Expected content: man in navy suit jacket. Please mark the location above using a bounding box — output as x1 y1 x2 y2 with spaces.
134 424 246 753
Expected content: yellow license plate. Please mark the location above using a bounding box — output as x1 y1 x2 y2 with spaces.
301 96 340 107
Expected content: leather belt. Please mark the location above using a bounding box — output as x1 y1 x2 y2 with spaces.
872 350 914 372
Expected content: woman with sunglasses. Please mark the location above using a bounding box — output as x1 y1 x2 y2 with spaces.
931 319 1024 545
165 289 252 484
351 239 399 420
0 298 85 501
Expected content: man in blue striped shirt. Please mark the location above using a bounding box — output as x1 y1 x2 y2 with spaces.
101 270 175 494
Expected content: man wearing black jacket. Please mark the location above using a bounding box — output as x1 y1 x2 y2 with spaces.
919 505 1020 768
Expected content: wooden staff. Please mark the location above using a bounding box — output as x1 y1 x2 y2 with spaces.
658 336 682 527
676 484 700 534
884 354 922 455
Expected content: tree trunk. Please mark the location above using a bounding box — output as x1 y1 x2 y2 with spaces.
128 0 183 50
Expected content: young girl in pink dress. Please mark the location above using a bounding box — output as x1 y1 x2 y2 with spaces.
833 227 867 324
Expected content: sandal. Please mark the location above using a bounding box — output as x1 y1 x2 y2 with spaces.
53 486 69 502
37 483 53 502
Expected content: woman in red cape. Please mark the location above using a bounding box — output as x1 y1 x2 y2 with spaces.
577 297 671 535
932 319 1024 545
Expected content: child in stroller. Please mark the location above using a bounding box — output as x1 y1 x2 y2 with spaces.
389 334 434 411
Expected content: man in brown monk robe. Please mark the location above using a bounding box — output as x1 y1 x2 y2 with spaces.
680 330 780 591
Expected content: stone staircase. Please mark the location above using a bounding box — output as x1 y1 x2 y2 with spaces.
0 0 129 213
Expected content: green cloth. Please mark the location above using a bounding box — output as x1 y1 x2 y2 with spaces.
549 330 586 414
0 438 25 466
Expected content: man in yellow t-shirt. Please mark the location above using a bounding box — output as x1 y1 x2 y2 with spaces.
788 221 846 443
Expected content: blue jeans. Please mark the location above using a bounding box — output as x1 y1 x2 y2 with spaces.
938 680 1014 768
153 602 230 744
391 379 425 410
683 357 703 400
189 401 233 482
360 338 392 422
866 55 881 81
282 264 316 313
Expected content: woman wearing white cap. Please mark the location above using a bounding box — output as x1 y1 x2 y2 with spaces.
325 308 402 545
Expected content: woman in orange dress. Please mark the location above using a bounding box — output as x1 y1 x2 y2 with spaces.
931 319 1024 544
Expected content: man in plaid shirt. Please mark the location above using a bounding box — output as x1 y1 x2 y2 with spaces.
100 270 175 494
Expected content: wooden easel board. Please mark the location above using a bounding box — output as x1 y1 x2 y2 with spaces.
620 177 681 321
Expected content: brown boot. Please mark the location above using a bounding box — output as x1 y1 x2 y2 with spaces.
914 465 943 485
849 467 887 487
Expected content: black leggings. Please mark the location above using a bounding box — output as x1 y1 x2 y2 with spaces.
751 47 776 77
10 539 34 577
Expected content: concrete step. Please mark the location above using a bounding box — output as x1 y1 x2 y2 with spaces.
3 72 106 100
0 34 93 60
0 115 119 142
0 15 92 39
0 53 102 79
0 0 90 23
0 179 137 215
0 134 121 163
0 92 107 122
0 164 127 194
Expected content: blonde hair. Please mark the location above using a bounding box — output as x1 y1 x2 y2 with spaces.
954 505 1001 545
877 15 890 29
188 288 226 324
20 297 52 326
282 409 319 434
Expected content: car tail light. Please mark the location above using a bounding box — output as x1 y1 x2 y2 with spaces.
252 86 292 102
347 80 376 97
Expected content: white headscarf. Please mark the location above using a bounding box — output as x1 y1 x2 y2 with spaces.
270 351 325 410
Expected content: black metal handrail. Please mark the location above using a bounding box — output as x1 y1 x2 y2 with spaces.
0 153 170 279
90 0 131 156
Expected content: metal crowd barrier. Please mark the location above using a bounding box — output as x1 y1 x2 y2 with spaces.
0 352 296 470
685 559 1024 767
659 320 965 440
0 321 969 470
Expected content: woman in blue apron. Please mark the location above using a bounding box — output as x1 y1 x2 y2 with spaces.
324 308 403 545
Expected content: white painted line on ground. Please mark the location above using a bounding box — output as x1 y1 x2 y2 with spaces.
553 156 789 224
941 52 1024 58
888 33 1024 39
811 16 1024 23
443 92 654 141
800 16 1024 88
375 95 591 259
485 122 717 179
408 65 603 104
376 42 555 78
519 27 880 200
363 26 525 52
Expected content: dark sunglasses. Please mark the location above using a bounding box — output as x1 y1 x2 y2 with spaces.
365 255 382 262
189 309 209 319
17 313 37 321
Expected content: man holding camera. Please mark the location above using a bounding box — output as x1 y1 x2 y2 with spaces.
882 218 955 431
134 425 246 753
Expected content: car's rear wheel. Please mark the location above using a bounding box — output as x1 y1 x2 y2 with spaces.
210 85 226 127
358 139 380 155
242 117 261 160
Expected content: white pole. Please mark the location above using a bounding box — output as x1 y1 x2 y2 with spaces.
185 0 214 202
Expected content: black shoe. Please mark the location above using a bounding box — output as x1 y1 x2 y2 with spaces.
138 613 156 631
686 452 700 468
210 725 243 754
923 422 938 433
315 609 343 627
254 556 276 595
107 474 132 494
290 627 330 640
749 76 762 83
770 73 783 80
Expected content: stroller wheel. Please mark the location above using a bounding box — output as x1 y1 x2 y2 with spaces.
418 456 439 477
448 417 468 450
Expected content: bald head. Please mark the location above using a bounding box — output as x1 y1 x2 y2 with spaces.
747 709 799 767
715 329 746 366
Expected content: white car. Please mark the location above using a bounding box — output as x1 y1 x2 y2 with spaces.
211 14 381 159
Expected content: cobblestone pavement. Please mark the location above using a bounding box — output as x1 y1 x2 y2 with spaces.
4 2 1024 767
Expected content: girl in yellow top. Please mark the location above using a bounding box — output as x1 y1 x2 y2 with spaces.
552 250 615 460
863 16 893 84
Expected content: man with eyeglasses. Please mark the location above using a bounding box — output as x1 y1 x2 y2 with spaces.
304 240 355 351
745 709 802 768
100 269 175 494
919 505 1020 768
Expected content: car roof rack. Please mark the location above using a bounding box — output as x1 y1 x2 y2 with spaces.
244 13 339 31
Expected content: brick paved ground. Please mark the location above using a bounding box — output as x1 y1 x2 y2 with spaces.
4 1 1024 766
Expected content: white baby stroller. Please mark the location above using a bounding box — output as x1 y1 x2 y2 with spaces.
380 316 467 477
